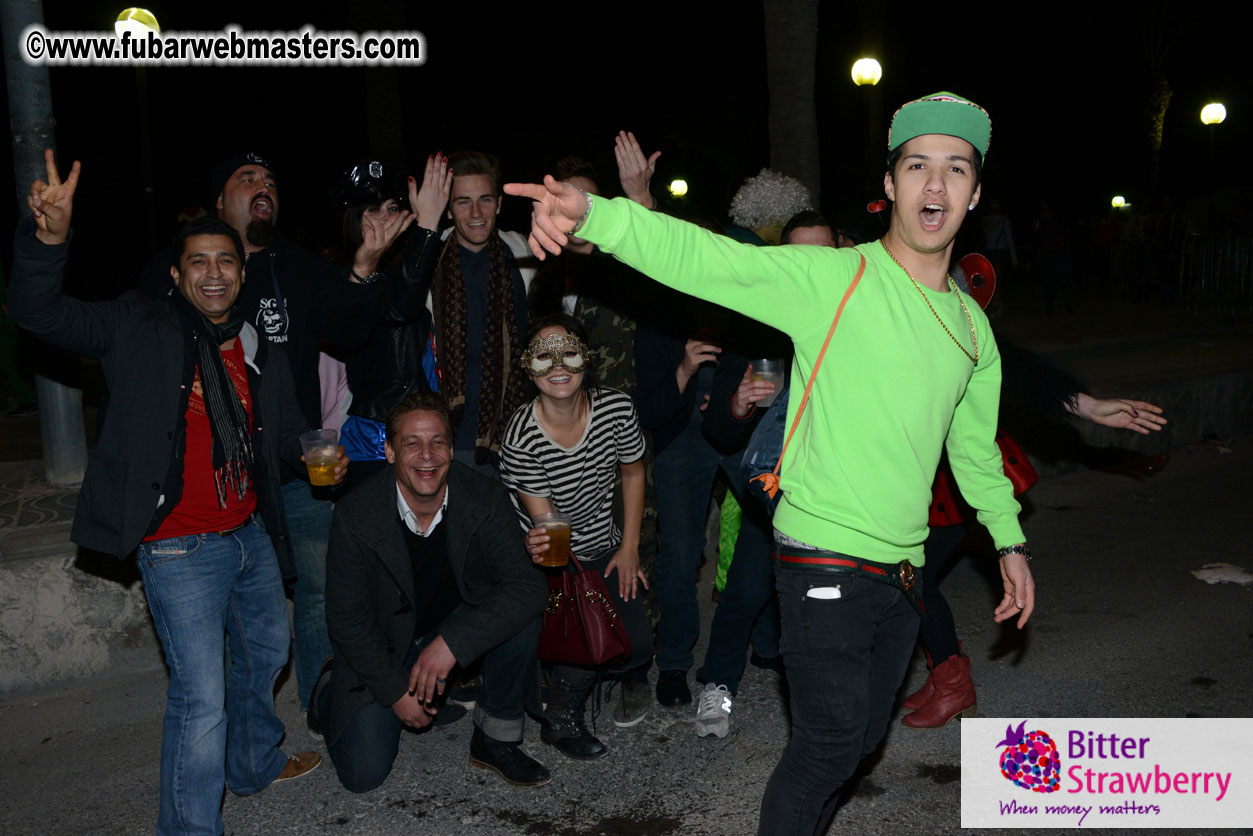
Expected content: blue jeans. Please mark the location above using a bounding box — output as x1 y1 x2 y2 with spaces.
323 616 541 793
282 480 334 710
653 423 742 672
136 521 290 836
758 557 919 836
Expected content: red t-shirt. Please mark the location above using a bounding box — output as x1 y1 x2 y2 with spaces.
147 340 258 541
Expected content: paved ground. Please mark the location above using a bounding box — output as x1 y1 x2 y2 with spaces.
2 434 1251 835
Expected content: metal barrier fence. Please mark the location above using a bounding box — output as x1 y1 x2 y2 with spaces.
1109 236 1252 317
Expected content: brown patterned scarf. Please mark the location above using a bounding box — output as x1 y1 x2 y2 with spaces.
432 232 529 461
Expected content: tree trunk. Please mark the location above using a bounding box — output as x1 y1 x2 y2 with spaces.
763 0 820 205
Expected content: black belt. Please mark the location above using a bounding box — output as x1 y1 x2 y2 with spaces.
775 548 925 616
210 521 249 538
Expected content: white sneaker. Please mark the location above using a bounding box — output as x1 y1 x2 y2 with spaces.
695 683 732 738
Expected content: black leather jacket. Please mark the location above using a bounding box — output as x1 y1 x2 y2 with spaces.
343 227 441 423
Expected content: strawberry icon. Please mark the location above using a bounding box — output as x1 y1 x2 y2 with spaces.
996 720 1061 793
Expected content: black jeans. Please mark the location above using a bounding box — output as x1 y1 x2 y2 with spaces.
758 558 919 836
696 478 777 694
323 614 541 793
918 524 968 662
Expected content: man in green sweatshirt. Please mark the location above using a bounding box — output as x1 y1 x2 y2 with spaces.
507 91 1034 836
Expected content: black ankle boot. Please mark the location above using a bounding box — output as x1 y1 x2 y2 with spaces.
540 666 607 760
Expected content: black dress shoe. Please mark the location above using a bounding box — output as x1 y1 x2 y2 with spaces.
656 669 691 707
469 727 551 787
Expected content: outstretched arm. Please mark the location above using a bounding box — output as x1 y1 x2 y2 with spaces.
504 179 849 342
1066 393 1166 435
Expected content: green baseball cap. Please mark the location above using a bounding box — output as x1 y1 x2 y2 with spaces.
888 91 991 158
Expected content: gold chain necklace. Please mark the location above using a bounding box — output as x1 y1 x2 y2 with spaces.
883 244 979 365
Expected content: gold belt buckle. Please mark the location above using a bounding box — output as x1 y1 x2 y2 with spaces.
898 561 915 592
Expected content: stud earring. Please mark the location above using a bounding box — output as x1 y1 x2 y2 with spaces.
968 203 976 211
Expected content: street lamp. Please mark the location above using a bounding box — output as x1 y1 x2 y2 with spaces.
116 8 160 248
852 58 883 193
1111 195 1126 209
1200 102 1227 125
115 7 159 38
851 58 882 87
1200 103 1226 172
668 179 688 198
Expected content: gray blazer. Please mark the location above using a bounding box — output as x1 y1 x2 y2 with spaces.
323 461 545 744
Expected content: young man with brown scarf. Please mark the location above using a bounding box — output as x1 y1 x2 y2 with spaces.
429 151 536 473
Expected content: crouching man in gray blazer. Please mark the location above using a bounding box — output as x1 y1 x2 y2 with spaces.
311 392 549 790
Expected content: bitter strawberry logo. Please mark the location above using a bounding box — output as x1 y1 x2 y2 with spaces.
996 720 1061 793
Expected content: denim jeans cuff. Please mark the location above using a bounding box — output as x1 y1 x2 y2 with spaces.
474 707 523 742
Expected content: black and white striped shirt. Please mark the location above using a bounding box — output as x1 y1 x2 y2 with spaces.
500 388 645 559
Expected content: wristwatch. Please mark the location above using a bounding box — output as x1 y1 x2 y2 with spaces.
996 544 1032 562
570 190 594 235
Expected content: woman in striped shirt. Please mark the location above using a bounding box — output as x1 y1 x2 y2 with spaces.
500 314 653 760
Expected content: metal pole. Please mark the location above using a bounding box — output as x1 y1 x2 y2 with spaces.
3 0 88 487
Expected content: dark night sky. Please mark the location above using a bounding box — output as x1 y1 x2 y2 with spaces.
6 1 1247 293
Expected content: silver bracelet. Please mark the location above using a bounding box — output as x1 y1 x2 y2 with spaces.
570 190 593 235
996 544 1032 562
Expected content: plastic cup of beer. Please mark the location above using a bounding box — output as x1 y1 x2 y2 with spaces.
751 358 785 407
299 429 339 486
532 511 572 567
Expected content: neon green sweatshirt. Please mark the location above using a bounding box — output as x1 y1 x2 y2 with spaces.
579 196 1023 565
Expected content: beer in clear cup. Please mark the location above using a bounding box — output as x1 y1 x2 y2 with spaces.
751 358 785 407
299 429 339 486
532 511 572 567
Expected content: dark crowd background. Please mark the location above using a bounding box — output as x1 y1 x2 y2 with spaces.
2 1 1248 312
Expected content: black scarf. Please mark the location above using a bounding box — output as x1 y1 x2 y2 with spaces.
171 293 255 508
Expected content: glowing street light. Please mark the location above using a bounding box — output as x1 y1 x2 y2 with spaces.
115 7 159 38
668 179 688 198
1200 103 1227 125
851 58 882 87
1111 195 1126 209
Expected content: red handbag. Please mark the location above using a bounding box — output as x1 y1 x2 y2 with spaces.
538 555 631 667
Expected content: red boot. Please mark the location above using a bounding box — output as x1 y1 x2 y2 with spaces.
901 655 976 728
901 648 934 711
